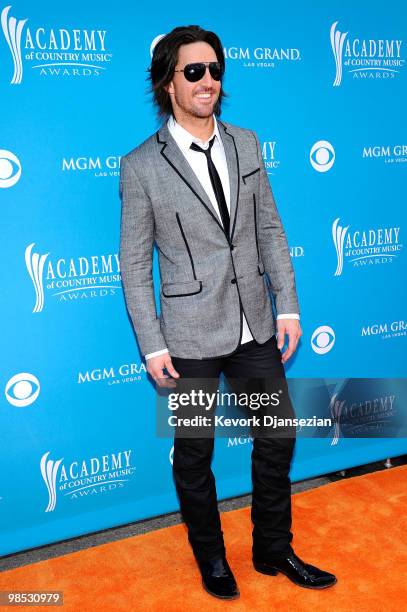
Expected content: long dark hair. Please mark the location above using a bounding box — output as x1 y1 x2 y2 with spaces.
147 25 228 120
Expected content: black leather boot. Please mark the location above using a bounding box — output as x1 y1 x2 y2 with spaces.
197 556 240 599
253 550 337 589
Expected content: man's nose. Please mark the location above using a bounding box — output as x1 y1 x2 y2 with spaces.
200 66 215 87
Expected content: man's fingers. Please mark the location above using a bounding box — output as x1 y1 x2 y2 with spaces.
281 336 294 362
148 367 176 388
151 369 169 379
281 332 300 363
146 354 180 387
164 356 180 378
147 356 167 381
277 328 286 350
277 321 302 362
281 345 294 363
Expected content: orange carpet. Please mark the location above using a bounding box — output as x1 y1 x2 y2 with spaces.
1 465 406 611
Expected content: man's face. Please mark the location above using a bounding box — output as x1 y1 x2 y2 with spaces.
165 41 222 119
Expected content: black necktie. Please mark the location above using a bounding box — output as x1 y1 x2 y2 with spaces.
190 136 230 238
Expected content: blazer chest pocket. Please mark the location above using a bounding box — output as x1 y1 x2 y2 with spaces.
161 279 202 298
242 167 260 184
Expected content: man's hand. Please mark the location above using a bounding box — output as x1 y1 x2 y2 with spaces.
146 353 180 387
276 319 302 363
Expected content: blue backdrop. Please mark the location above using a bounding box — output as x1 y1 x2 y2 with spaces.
1 0 405 556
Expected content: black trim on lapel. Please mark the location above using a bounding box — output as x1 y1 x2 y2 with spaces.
175 212 198 280
156 129 227 239
217 120 240 244
156 119 241 245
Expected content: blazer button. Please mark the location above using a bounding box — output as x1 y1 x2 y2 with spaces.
230 244 235 250
231 278 237 284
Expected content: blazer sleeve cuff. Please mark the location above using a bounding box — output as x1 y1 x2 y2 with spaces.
145 348 169 360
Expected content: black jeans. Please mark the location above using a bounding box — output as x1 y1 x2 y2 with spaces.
170 335 296 563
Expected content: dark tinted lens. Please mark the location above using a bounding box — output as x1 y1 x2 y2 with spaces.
209 62 222 80
184 63 206 82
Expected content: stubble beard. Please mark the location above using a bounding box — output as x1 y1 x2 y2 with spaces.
175 92 219 120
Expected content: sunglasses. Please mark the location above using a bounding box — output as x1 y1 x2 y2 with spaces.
174 61 224 82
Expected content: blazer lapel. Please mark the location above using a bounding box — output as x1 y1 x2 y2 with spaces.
217 120 239 243
156 119 240 243
157 122 224 235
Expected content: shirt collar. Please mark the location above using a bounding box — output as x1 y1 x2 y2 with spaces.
167 113 220 153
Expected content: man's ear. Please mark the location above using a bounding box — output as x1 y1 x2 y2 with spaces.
165 80 174 95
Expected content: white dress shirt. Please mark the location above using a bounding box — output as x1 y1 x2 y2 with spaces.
145 114 299 360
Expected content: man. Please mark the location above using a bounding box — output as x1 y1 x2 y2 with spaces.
119 25 337 599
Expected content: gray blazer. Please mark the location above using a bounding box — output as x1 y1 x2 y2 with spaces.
119 118 299 359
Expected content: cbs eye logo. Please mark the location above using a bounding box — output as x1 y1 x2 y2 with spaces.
309 141 335 173
0 150 21 188
311 325 335 355
5 373 40 407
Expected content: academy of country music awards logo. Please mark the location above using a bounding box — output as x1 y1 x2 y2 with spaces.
261 141 280 174
2 12 404 86
1 4 112 84
40 449 135 512
25 242 122 312
330 20 404 86
332 218 402 276
328 383 398 445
